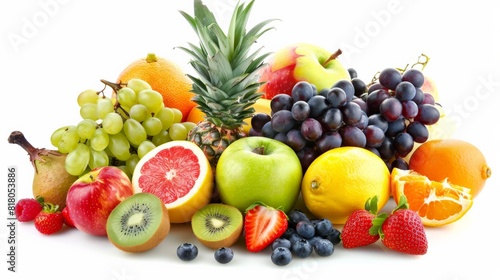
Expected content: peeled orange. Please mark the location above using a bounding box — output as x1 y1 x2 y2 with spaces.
409 138 491 198
131 140 214 223
391 168 473 227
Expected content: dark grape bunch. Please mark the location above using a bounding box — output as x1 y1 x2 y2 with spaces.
250 67 441 171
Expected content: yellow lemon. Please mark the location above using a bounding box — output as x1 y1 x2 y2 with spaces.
301 147 391 225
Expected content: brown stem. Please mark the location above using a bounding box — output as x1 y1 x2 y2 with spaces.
8 131 61 172
100 79 123 93
322 49 342 67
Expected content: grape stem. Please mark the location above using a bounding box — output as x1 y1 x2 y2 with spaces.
100 79 123 93
322 49 342 67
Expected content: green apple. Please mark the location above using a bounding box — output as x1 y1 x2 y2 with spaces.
258 43 350 99
215 136 303 213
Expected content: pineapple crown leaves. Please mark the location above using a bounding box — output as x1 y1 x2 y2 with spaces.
178 0 277 128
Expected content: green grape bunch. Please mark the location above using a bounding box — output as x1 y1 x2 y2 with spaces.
50 78 195 178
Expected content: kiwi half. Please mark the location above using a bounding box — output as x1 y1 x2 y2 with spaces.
106 193 170 253
191 203 243 249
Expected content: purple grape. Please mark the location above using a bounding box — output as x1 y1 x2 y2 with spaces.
348 68 357 79
421 93 435 105
378 68 401 90
391 158 409 171
296 146 317 172
402 68 425 88
367 114 388 133
351 97 368 113
366 88 391 114
412 88 425 104
286 129 307 151
325 87 347 108
385 117 406 138
251 113 271 132
395 81 416 101
249 128 263 137
379 97 403 122
332 80 355 101
367 82 385 93
292 81 314 102
401 100 419 119
393 132 414 157
415 104 440 125
352 77 367 97
271 110 296 133
291 100 310 121
316 131 342 153
274 132 288 143
340 126 366 148
307 95 329 118
354 112 368 130
406 121 429 143
377 137 395 161
261 121 277 138
341 102 363 126
271 94 293 113
363 125 385 148
320 108 343 132
301 118 323 141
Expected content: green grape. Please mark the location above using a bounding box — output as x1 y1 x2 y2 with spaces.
181 122 196 135
77 89 99 106
108 132 131 161
137 140 156 159
88 147 109 169
151 130 171 146
123 118 147 146
156 107 175 130
137 89 164 114
65 143 90 176
80 103 99 121
127 78 152 95
96 97 115 119
90 128 109 151
126 153 140 175
169 123 188 140
117 165 132 179
129 104 149 122
77 119 97 139
117 87 137 112
172 108 183 123
142 116 163 136
102 112 124 135
57 126 79 153
50 125 72 147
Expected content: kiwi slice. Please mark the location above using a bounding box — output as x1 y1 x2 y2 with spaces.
191 203 243 249
106 193 170 253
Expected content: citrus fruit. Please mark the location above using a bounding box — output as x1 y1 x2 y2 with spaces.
409 138 491 198
391 168 473 227
301 147 391 225
186 98 272 135
131 140 214 223
116 53 195 122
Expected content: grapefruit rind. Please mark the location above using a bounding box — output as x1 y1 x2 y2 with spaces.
391 168 473 227
132 140 213 223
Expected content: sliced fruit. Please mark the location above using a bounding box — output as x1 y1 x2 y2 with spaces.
191 203 243 249
244 203 288 252
132 140 213 223
106 193 170 253
391 168 473 227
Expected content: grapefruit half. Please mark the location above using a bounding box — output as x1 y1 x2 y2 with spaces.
132 140 214 223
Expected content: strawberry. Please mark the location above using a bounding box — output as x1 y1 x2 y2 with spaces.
372 195 428 255
341 196 381 249
61 206 75 228
244 203 288 252
34 203 64 235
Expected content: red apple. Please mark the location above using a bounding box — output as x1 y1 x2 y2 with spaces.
258 43 350 99
66 166 134 236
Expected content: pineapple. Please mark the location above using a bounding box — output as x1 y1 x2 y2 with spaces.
179 0 276 168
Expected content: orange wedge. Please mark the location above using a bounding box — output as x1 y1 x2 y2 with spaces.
391 168 473 227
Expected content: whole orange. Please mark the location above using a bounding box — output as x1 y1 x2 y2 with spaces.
116 53 195 121
409 139 492 198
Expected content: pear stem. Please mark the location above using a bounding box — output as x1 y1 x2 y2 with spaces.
8 131 61 173
322 49 342 67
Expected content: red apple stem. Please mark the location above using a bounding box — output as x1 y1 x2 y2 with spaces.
7 131 62 172
322 49 342 67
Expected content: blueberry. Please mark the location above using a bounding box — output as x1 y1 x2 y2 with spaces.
272 238 292 250
271 247 293 266
306 236 323 246
214 247 234 264
281 227 296 239
296 220 315 239
291 239 313 258
324 228 341 245
177 243 198 261
314 218 333 237
288 209 310 228
287 232 302 246
313 239 334 257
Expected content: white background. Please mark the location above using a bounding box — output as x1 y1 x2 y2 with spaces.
1 0 499 279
